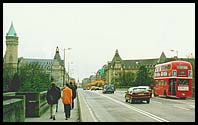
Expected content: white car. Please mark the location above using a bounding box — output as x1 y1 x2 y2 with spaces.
138 86 152 97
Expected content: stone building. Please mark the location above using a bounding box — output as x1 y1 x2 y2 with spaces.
3 22 19 75
100 49 195 85
3 22 66 87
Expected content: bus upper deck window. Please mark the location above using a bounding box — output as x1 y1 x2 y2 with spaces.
172 70 177 76
188 70 192 77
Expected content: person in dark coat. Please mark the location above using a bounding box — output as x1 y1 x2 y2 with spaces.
46 82 61 120
69 82 77 109
55 86 61 112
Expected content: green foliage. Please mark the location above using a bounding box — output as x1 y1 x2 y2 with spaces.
119 72 135 86
8 73 22 92
3 62 50 92
18 62 51 92
3 68 13 92
134 65 154 86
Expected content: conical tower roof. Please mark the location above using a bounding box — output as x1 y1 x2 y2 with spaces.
7 22 17 37
54 46 61 61
158 51 166 63
112 49 122 62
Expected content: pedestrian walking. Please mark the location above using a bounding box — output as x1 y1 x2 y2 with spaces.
46 82 61 120
62 83 72 120
55 85 61 112
69 81 77 109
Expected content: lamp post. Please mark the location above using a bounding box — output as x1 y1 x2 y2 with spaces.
64 48 72 84
170 50 178 58
68 62 74 78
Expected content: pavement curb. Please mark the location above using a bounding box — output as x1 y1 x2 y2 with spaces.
77 90 95 122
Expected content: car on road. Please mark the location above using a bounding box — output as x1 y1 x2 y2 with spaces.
91 86 97 90
103 84 115 94
138 86 152 97
125 86 151 104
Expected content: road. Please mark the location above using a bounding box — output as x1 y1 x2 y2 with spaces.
78 88 195 122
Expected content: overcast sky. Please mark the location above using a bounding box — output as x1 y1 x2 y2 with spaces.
3 3 195 82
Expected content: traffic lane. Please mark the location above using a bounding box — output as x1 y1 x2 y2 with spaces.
105 91 195 122
114 89 195 105
80 89 165 122
113 89 195 112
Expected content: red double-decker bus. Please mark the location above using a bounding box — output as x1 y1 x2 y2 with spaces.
153 61 193 98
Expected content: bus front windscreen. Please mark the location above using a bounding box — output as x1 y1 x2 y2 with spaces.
178 79 189 91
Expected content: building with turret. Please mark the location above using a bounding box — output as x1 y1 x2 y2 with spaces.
3 22 19 75
97 49 195 86
3 22 66 87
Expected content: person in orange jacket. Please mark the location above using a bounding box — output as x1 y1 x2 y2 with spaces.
62 83 72 120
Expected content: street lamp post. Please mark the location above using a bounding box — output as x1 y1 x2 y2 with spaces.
68 62 74 79
170 50 178 58
64 48 71 84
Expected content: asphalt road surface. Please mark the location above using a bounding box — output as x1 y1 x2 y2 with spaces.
78 88 195 122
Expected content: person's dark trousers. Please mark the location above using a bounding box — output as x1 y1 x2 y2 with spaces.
64 104 71 118
71 98 74 109
56 99 60 112
56 102 58 112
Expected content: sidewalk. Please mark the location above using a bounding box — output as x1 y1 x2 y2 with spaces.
25 98 80 122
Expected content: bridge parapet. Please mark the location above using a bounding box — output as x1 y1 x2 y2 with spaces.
16 91 49 117
3 98 25 122
3 91 49 122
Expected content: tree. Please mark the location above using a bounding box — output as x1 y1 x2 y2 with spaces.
134 65 153 86
3 61 51 92
8 73 22 92
18 62 51 92
119 72 135 86
3 67 13 92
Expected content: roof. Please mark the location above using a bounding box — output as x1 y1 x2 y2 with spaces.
7 22 17 37
53 46 64 66
109 49 160 68
128 86 149 91
22 58 53 70
158 51 166 63
111 49 122 63
123 58 158 66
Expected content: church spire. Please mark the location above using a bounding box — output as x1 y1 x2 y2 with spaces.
54 46 61 61
7 21 17 37
112 49 122 62
158 51 167 63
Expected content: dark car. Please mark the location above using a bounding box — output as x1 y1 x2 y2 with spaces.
103 84 114 94
125 86 151 104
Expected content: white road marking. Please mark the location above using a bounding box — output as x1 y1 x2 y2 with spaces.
79 92 98 122
100 93 170 122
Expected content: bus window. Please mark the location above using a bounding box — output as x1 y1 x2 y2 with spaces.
178 79 189 85
163 80 166 85
188 70 192 77
178 79 189 91
167 64 171 70
172 70 177 76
